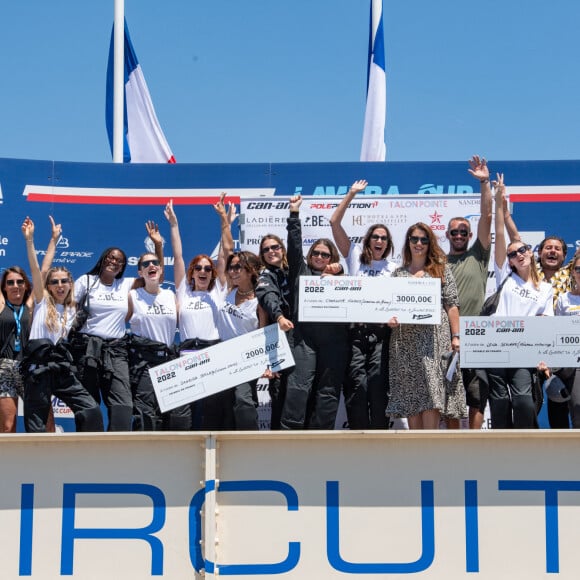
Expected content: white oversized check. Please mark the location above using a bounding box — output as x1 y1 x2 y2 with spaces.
461 316 580 367
298 276 441 324
149 324 294 412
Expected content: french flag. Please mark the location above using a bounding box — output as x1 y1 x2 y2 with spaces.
105 20 175 163
360 0 386 162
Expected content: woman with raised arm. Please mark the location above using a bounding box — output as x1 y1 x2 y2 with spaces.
126 250 182 430
279 194 349 430
70 223 162 431
256 234 293 429
164 196 231 427
386 223 465 429
20 217 103 433
487 174 553 429
329 179 398 429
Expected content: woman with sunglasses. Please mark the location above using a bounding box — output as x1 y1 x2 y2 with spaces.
71 223 163 431
164 197 231 427
126 252 185 430
20 217 104 433
279 194 348 430
329 179 398 429
0 267 34 432
386 223 465 429
256 234 293 429
487 174 554 428
208 249 269 430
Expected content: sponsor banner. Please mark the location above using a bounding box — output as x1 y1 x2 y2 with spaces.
298 275 441 324
241 195 482 265
149 324 294 412
461 316 580 367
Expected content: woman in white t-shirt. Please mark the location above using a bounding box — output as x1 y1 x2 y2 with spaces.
488 174 554 428
209 251 269 430
164 197 232 428
20 217 103 433
71 223 163 431
127 252 181 430
329 179 398 429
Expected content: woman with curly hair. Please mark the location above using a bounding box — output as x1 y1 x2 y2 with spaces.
20 217 103 433
387 222 465 429
330 179 398 429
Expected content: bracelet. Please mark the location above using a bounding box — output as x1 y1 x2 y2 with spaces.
451 333 460 339
479 178 490 184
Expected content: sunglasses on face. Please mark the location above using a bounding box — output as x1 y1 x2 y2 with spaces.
48 278 70 286
573 267 580 274
106 255 125 265
228 263 243 272
311 250 331 259
449 229 469 237
370 234 388 242
194 265 213 273
139 259 160 269
261 244 282 254
409 236 429 245
507 245 531 259
5 279 25 287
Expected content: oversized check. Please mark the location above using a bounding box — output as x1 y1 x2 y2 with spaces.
149 324 294 412
461 316 580 367
298 276 441 324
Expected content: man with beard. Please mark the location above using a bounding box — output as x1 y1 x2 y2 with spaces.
446 155 492 429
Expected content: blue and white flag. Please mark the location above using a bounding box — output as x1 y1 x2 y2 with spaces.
360 0 386 161
105 20 175 163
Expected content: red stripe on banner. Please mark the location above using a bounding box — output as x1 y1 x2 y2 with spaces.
167 156 176 164
510 193 580 202
25 194 241 205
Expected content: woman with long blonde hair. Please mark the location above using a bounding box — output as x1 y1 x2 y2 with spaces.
20 217 103 433
487 174 553 428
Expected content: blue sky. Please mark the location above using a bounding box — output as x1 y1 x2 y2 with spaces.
1 0 580 164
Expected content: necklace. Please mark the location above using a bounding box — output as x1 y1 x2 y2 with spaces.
237 288 254 297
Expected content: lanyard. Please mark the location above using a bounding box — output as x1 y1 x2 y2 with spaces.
6 302 24 351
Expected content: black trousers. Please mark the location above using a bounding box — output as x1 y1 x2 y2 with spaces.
71 333 133 431
343 324 390 429
129 344 191 431
280 326 348 430
22 339 103 433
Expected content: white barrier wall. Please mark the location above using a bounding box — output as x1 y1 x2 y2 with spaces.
2 430 580 579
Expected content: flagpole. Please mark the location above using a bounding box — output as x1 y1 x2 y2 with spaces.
113 0 125 163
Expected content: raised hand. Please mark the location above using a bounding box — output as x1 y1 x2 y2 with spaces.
213 192 228 219
21 216 34 241
146 220 162 245
289 194 302 213
48 215 62 242
349 179 368 195
227 201 238 225
164 199 178 226
468 155 489 182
